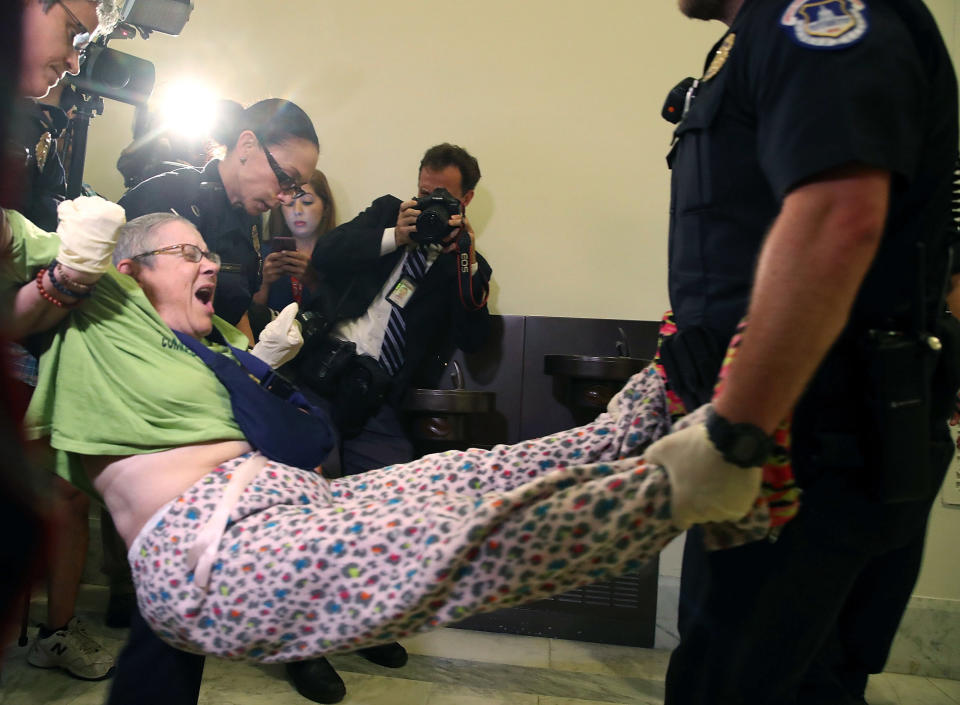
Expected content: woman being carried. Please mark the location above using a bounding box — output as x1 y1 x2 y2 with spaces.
17 209 769 663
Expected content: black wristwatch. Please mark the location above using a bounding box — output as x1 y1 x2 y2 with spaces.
705 406 774 468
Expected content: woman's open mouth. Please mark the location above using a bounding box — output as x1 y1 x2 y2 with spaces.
195 285 215 313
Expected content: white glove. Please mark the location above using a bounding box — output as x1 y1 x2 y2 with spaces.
56 196 126 275
251 302 303 369
643 411 762 529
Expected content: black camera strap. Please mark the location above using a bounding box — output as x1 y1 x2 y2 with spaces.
454 227 488 311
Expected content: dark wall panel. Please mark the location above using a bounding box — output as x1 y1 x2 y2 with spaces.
408 315 664 647
519 317 660 441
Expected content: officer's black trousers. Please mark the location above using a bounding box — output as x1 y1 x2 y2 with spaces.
664 467 938 705
107 608 205 705
340 403 414 476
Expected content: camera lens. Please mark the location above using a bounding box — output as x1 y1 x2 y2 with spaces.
415 207 450 243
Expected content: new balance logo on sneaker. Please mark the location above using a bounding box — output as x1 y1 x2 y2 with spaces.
27 617 115 681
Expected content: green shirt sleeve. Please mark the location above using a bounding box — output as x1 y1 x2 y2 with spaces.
1 209 60 286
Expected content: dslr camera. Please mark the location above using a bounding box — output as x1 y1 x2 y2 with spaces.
413 187 462 245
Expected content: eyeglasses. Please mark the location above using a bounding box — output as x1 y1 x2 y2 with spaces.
55 0 92 53
132 243 221 266
255 134 306 199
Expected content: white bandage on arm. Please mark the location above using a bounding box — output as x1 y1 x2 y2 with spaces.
56 196 126 274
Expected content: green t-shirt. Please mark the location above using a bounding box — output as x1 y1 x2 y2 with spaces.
6 209 249 494
1 209 60 285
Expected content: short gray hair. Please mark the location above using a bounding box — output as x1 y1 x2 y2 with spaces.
112 212 193 266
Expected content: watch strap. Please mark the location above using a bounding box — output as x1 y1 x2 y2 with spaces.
705 406 774 468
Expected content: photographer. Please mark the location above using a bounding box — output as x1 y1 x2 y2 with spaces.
285 144 491 697
303 143 492 476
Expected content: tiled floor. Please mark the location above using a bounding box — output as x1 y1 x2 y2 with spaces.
2 589 959 705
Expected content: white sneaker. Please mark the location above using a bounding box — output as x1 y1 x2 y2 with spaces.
26 617 115 680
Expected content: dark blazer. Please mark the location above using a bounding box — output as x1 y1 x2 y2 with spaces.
118 160 262 325
309 194 492 395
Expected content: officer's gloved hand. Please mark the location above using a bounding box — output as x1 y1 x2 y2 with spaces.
643 403 762 529
251 302 303 368
56 196 126 278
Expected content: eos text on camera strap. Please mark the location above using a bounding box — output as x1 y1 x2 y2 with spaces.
454 227 488 311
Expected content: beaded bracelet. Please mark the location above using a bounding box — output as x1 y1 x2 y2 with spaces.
35 268 78 309
47 261 92 299
51 259 95 292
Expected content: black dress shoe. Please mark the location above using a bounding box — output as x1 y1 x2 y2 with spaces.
286 657 346 704
355 641 408 668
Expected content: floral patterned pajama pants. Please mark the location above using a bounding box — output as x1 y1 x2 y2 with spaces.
128 365 698 662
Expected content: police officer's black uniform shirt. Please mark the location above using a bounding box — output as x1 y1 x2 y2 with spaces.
8 100 68 231
118 160 263 325
668 0 958 345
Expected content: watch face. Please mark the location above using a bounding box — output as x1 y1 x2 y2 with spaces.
707 408 772 467
731 434 761 464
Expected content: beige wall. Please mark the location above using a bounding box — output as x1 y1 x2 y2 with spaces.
79 1 960 600
82 0 722 320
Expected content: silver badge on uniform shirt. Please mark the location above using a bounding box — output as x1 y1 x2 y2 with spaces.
780 0 868 49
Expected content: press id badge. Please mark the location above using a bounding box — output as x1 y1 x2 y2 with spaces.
387 276 417 308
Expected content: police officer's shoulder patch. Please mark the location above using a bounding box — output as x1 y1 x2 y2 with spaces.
780 0 869 50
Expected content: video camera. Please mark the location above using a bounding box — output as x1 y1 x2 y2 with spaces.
66 0 194 106
59 0 194 196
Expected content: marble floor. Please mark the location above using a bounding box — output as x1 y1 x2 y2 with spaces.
2 589 959 705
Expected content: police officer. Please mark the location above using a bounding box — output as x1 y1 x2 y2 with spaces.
8 0 120 682
644 1 959 703
106 98 331 705
8 99 68 231
118 98 319 333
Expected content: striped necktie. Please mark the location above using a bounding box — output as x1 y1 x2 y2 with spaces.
379 246 428 375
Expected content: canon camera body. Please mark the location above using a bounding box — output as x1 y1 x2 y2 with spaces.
413 187 461 245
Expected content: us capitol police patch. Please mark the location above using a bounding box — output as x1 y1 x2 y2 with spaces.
780 0 868 49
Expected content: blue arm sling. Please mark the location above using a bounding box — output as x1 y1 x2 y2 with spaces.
173 330 335 470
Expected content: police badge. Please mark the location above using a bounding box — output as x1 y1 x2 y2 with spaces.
703 34 736 82
780 0 869 49
34 133 53 172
